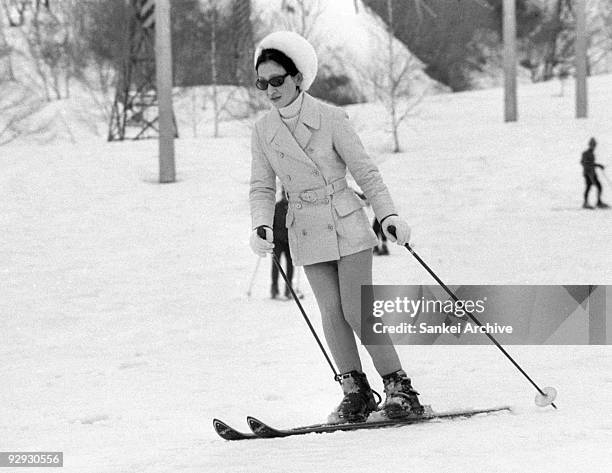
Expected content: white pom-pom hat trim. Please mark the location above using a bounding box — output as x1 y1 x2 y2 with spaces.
254 31 318 91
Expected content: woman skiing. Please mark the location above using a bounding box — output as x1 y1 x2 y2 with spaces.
248 31 423 423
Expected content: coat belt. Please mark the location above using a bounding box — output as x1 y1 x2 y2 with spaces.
286 178 348 203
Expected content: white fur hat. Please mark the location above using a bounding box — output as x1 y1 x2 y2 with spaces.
254 31 318 91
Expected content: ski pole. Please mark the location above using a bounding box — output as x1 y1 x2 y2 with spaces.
601 168 612 187
257 226 341 384
246 256 262 298
387 226 558 409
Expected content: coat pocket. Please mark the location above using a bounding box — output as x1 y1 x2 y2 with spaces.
332 190 372 243
332 191 365 217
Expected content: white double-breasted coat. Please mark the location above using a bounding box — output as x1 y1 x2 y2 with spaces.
250 93 396 266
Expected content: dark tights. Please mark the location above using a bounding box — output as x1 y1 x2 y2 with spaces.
372 219 387 242
271 241 293 292
584 173 602 204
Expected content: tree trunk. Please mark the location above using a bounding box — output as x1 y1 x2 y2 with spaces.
156 0 176 183
575 0 587 118
387 0 400 153
211 5 219 138
0 20 16 81
503 0 517 122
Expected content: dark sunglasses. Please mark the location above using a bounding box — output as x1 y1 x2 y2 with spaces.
255 73 291 91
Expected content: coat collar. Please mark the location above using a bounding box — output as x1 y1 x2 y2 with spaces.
300 93 321 130
264 93 321 144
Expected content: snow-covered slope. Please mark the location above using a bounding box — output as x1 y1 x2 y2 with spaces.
1 74 611 472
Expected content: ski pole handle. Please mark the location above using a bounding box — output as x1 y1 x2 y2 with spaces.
387 225 412 252
257 225 269 240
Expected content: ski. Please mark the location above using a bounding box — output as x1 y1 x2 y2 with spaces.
212 418 258 441
243 406 512 440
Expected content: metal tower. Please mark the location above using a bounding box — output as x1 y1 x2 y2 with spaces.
108 0 176 141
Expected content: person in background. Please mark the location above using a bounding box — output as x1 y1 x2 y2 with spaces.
271 192 294 299
581 137 608 209
372 218 389 255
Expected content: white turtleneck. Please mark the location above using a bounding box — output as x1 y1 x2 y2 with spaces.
278 92 304 134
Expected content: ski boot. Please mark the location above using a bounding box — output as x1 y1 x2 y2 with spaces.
583 202 594 209
270 284 279 299
381 370 425 419
328 370 378 424
379 243 389 255
596 201 609 209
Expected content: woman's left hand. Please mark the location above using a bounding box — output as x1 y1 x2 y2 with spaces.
382 215 411 246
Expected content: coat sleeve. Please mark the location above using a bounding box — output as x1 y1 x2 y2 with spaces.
331 109 396 220
250 124 276 229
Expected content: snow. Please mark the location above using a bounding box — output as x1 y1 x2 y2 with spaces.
1 73 612 473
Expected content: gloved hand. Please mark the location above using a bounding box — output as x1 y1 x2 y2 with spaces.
381 215 411 246
249 226 274 257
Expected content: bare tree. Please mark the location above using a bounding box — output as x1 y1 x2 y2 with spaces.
277 0 326 45
201 0 256 137
209 1 220 137
0 86 45 145
518 0 574 82
4 0 89 101
0 6 16 81
357 0 426 152
20 3 64 99
589 0 612 72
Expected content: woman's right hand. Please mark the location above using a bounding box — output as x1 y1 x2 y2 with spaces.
250 226 274 257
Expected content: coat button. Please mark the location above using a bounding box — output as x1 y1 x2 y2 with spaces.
312 170 320 176
279 152 285 159
296 203 302 209
323 197 329 204
302 229 308 236
327 224 334 231
307 147 314 153
286 175 292 181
